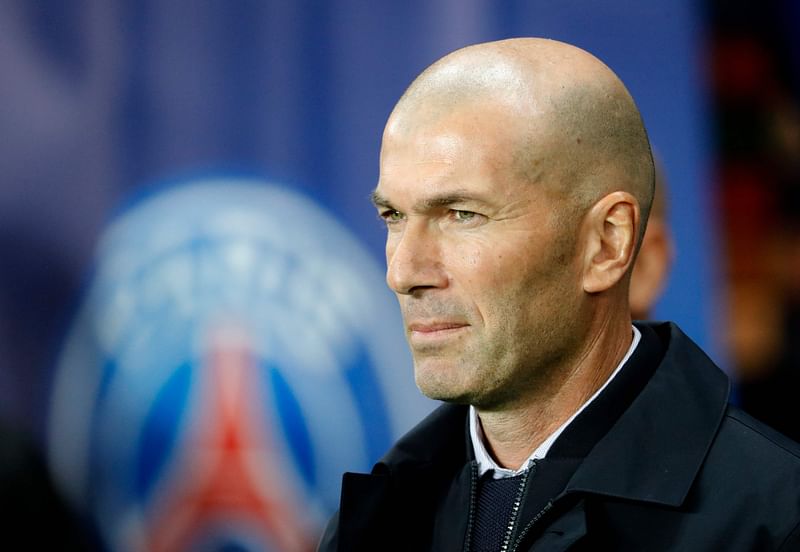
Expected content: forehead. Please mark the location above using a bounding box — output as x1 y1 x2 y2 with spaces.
377 102 537 203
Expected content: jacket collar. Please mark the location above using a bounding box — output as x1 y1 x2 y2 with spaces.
564 322 730 506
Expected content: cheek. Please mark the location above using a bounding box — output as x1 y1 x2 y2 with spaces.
463 247 482 270
481 247 531 287
456 246 527 303
451 245 497 289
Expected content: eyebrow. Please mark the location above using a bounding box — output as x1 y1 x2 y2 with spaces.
370 189 479 211
370 190 392 209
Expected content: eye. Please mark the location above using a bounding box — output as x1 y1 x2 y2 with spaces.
452 210 477 222
379 209 405 224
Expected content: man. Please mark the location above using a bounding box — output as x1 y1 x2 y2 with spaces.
319 38 800 551
630 159 673 319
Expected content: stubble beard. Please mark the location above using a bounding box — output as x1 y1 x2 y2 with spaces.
410 331 520 408
410 298 580 411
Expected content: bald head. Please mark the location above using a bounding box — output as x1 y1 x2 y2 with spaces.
386 38 655 240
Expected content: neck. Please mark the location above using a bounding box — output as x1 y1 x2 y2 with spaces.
476 318 633 470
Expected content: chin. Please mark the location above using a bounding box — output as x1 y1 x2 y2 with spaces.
418 387 474 405
414 364 466 403
429 381 517 412
415 368 479 405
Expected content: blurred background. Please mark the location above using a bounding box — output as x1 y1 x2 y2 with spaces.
0 0 797 550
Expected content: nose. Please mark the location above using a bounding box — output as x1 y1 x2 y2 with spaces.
386 221 447 295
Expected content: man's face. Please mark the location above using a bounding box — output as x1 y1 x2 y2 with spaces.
374 102 586 409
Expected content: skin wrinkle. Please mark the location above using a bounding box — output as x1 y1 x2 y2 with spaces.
377 38 655 469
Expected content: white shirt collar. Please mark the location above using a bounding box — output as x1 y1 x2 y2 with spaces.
469 325 642 479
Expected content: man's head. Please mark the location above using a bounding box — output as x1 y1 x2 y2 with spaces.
373 38 655 410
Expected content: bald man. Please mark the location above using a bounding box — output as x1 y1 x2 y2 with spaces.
630 159 673 319
319 39 800 551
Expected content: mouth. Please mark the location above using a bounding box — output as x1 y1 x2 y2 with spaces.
407 321 470 341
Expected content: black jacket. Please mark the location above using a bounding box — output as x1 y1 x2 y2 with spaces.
319 322 800 551
0 421 91 549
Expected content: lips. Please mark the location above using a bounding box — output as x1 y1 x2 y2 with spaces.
408 322 469 334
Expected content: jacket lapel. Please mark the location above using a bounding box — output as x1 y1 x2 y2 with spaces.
334 404 472 551
431 462 474 552
336 472 392 552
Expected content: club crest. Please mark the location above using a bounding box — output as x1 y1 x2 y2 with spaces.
48 178 431 551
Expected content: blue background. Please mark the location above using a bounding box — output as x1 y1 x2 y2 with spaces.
0 0 718 448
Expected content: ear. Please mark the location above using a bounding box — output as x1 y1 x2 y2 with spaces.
581 191 639 294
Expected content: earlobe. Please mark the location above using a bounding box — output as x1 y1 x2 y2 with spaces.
582 192 639 294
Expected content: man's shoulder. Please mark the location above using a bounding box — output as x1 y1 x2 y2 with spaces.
691 405 800 544
713 405 800 468
696 403 800 513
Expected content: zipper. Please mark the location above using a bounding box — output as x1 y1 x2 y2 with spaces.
462 461 479 552
500 460 537 552
508 500 554 552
